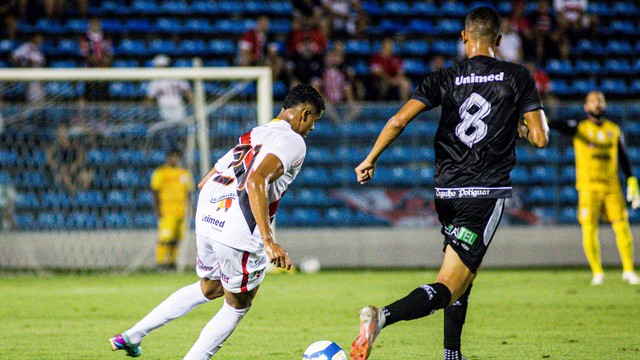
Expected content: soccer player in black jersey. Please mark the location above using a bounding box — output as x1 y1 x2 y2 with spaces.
350 7 549 360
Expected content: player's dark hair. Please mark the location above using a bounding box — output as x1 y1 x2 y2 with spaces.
465 6 501 41
168 148 182 156
282 84 325 114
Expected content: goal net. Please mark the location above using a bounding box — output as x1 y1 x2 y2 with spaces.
0 65 272 271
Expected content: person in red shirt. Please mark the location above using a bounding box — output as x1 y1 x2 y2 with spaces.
237 15 271 66
524 61 557 104
370 38 411 102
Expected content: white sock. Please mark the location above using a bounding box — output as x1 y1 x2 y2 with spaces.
125 281 210 344
183 301 250 360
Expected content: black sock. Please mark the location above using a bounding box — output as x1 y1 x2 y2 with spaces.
381 282 451 327
444 283 473 355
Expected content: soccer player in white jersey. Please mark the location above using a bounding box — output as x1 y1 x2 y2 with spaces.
146 54 194 123
109 84 325 359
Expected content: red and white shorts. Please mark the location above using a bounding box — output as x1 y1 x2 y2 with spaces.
195 235 267 293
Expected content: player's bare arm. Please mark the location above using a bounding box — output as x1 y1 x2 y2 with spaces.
519 109 549 148
356 99 426 184
198 167 219 190
246 153 292 270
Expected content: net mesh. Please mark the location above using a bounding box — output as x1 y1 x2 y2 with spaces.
0 75 262 270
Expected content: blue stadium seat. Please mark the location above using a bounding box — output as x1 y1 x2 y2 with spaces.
50 60 77 68
510 167 530 185
600 79 628 95
559 186 578 203
18 171 47 189
87 148 116 166
604 59 632 75
415 146 435 162
45 82 81 98
559 207 577 224
113 169 141 188
573 39 604 56
101 18 123 33
631 80 640 94
354 211 390 226
270 19 291 33
291 208 322 227
345 40 371 56
562 147 575 163
106 190 133 207
416 167 434 185
16 192 39 210
160 1 190 15
571 79 598 94
38 213 66 230
274 209 293 227
149 39 177 55
156 18 183 33
124 19 154 33
609 20 637 35
67 212 100 229
191 0 217 14
14 213 36 230
606 40 633 55
411 2 439 16
305 147 333 165
204 59 230 67
104 211 133 228
574 59 601 75
332 167 354 185
35 18 64 34
379 20 406 34
135 191 154 207
178 39 207 55
0 150 19 167
134 213 156 228
526 186 556 204
213 19 252 34
383 1 411 16
0 39 18 55
109 82 140 99
379 146 414 164
587 2 610 16
184 19 214 34
546 59 573 75
42 192 72 209
436 19 463 34
112 59 139 68
361 1 383 16
0 171 10 184
550 79 572 96
432 40 457 56
612 2 639 16
130 0 157 15
334 147 368 163
266 1 292 15
75 190 105 207
403 59 428 75
208 39 235 55
409 19 434 33
325 207 355 226
441 2 467 16
117 39 147 56
297 167 330 186
531 166 557 184
352 60 369 76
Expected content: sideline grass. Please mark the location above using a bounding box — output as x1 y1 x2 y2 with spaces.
1 269 639 359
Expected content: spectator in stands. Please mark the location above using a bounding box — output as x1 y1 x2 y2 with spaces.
524 61 557 105
11 34 46 103
287 36 324 90
430 55 446 72
321 42 361 123
0 175 16 231
554 0 598 37
44 0 87 18
550 91 640 286
0 0 18 39
509 0 536 61
237 15 272 66
80 17 113 100
286 15 328 58
496 17 523 64
321 0 365 39
46 126 94 194
150 148 194 271
146 54 194 124
370 38 411 102
529 0 569 64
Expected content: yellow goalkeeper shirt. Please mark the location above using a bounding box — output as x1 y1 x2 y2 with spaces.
573 118 622 192
150 165 194 218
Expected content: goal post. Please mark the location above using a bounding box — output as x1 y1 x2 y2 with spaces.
0 65 272 271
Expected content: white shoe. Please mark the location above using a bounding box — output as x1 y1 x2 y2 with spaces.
591 273 605 285
622 271 640 285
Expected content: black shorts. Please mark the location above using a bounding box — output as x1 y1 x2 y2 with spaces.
435 197 505 274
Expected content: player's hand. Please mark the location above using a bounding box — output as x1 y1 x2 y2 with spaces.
264 238 292 270
517 120 529 140
627 176 640 209
355 159 376 184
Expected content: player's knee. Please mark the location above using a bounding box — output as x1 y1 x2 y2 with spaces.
200 278 224 300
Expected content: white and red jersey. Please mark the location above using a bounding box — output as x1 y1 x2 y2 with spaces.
196 120 306 252
147 79 191 106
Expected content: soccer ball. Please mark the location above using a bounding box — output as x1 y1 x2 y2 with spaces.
303 340 347 360
300 257 321 274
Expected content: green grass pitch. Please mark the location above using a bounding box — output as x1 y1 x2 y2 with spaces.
1 269 639 359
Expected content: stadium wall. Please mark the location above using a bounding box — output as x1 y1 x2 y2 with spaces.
1 226 638 269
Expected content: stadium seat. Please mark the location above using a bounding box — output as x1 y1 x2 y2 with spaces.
531 166 557 184
332 167 354 186
415 146 435 162
416 167 434 185
559 186 578 203
134 213 156 228
411 2 439 16
345 40 371 56
587 2 610 17
16 192 39 210
612 2 639 16
75 190 105 207
184 18 214 34
510 167 530 185
42 192 72 209
208 39 235 55
436 19 463 34
526 186 556 205
135 191 154 207
408 19 434 33
160 1 190 15
87 149 116 166
546 59 573 75
0 150 19 167
156 18 183 33
37 212 66 230
50 60 78 68
18 171 47 190
106 190 134 207
213 19 252 34
325 207 355 226
117 39 147 56
604 59 632 75
571 79 598 94
559 207 577 224
606 40 633 55
112 169 141 188
124 19 154 33
354 211 390 226
574 59 602 75
14 213 36 230
0 39 18 54
305 147 333 165
403 59 428 75
600 79 628 95
550 79 572 96
297 167 331 186
103 211 133 228
609 20 637 35
149 39 177 55
432 40 457 56
67 211 100 229
130 1 157 15
178 39 207 55
383 1 411 16
291 208 322 227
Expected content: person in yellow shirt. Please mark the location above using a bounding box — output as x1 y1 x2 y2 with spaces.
552 91 640 285
150 148 194 270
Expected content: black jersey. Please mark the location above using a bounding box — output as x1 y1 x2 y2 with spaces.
412 55 543 199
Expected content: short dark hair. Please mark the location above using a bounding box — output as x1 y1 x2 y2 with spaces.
282 84 325 115
168 148 182 156
465 6 501 41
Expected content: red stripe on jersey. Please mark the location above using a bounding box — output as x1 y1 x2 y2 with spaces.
239 131 253 169
240 251 250 292
268 199 280 219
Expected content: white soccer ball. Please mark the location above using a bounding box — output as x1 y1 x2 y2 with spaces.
303 340 347 360
300 257 321 274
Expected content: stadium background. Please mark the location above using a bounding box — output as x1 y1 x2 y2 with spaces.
0 0 639 270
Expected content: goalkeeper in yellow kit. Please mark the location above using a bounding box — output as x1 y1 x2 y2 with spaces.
552 91 640 285
150 148 194 270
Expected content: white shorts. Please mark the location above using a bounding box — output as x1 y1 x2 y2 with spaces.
195 234 267 293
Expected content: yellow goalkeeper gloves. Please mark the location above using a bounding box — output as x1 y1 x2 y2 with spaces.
626 176 640 209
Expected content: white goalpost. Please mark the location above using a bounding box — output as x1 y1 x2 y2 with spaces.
0 66 272 271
